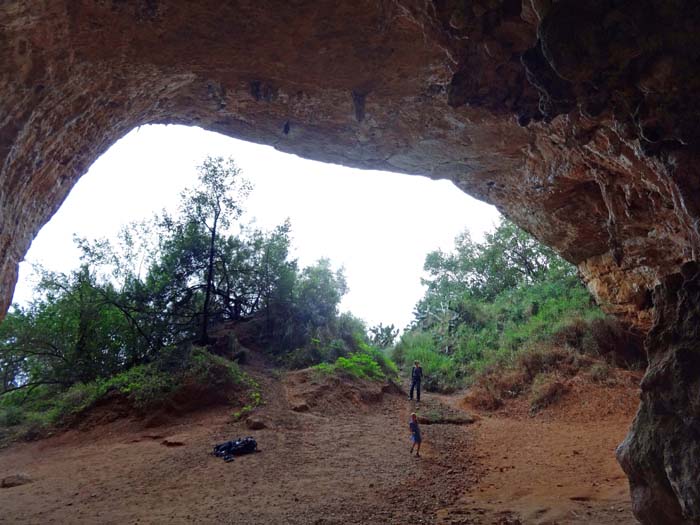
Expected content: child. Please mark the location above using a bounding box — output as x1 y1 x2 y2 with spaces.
409 412 422 457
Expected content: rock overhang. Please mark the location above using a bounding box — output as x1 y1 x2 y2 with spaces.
2 0 700 333
7 1 700 522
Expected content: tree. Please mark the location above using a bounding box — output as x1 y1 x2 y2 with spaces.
178 157 252 343
412 218 581 349
0 154 363 399
0 265 136 394
418 219 576 323
369 323 399 349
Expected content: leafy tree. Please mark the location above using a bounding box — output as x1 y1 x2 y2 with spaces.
397 218 598 392
0 154 365 405
369 323 399 349
416 219 577 331
265 258 348 354
177 156 252 343
0 265 137 394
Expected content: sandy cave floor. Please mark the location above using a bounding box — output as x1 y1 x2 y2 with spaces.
0 368 640 524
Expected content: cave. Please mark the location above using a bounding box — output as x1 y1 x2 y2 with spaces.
3 1 700 522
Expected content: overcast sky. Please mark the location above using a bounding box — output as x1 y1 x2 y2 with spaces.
12 124 500 330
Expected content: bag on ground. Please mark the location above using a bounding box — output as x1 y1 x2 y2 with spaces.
212 436 257 462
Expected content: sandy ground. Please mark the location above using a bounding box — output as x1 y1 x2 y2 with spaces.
0 366 640 524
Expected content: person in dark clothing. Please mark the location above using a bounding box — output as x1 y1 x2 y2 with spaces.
409 360 423 402
409 412 422 457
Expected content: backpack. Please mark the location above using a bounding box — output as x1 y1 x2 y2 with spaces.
212 437 257 462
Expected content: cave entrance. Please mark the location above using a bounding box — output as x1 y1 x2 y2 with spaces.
12 123 500 330
2 124 644 523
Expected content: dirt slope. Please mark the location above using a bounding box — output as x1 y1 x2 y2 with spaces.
0 364 640 524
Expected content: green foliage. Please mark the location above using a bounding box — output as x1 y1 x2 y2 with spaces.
399 218 605 392
232 384 264 422
0 347 250 438
313 346 399 382
368 323 399 349
392 331 462 392
1 155 371 409
272 310 369 369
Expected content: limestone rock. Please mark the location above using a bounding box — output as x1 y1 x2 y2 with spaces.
617 262 700 524
245 416 267 430
1 473 33 488
2 0 700 336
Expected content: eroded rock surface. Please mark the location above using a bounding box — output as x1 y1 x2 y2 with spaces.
2 0 700 330
617 262 700 524
4 1 700 522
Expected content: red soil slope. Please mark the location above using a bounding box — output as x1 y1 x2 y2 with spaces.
0 367 640 524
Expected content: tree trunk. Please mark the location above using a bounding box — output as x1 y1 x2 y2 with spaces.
200 214 218 344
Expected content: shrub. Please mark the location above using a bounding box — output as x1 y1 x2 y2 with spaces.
528 374 568 414
464 384 503 410
104 364 178 410
588 361 614 384
335 354 385 381
358 343 399 380
0 347 250 435
464 365 526 410
393 331 463 392
464 344 597 412
0 405 24 427
312 346 399 382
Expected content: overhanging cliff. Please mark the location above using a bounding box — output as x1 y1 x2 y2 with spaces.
3 2 700 522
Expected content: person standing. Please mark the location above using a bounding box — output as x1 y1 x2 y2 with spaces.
409 413 422 457
409 360 423 402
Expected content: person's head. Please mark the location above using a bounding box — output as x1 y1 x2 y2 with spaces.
411 412 417 422
414 360 420 367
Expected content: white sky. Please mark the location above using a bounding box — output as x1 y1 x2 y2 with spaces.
12 124 500 330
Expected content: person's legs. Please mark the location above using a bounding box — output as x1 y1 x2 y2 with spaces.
416 441 421 457
416 381 421 402
409 380 415 400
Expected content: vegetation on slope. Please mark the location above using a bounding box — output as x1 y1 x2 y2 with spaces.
0 156 396 438
393 219 644 394
313 343 399 382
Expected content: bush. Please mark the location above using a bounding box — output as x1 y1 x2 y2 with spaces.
358 343 399 379
464 365 526 410
516 346 571 381
551 317 645 368
464 344 599 412
104 364 177 410
313 347 399 382
588 361 614 384
464 384 503 410
0 346 250 436
0 405 24 427
529 374 568 414
393 331 463 392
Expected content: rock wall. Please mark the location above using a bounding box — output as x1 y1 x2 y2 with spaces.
617 262 700 524
3 1 700 522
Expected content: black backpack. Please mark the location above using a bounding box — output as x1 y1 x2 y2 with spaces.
212 437 257 462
